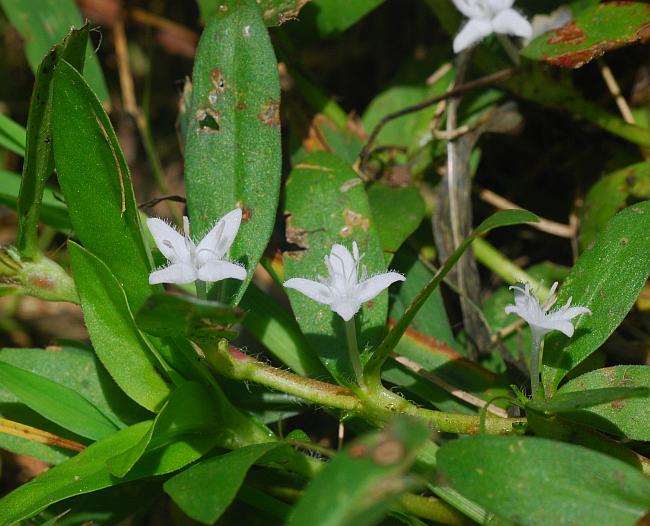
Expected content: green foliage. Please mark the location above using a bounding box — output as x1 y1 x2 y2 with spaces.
0 361 118 440
437 435 650 526
283 151 387 384
0 113 25 156
1 1 650 524
16 24 88 258
0 0 109 101
522 2 650 69
558 366 650 441
543 201 650 394
164 442 292 524
52 60 153 310
580 161 650 250
184 0 281 304
69 242 171 412
286 417 430 526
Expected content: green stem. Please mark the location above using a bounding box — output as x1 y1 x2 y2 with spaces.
345 318 365 389
205 342 526 435
472 237 549 301
496 34 520 66
195 280 207 300
530 333 543 400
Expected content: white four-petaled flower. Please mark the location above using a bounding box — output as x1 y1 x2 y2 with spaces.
451 0 532 53
147 208 246 285
284 242 405 321
504 281 591 341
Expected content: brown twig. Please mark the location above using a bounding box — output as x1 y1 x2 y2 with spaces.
0 417 85 452
358 68 514 170
392 354 509 418
478 188 574 238
113 13 180 222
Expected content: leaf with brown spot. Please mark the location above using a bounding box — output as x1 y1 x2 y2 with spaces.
522 2 650 69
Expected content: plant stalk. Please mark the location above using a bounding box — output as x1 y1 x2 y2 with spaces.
345 318 365 389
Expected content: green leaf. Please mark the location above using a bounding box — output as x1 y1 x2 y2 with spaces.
0 344 148 464
543 201 650 393
136 293 244 341
522 2 650 69
0 170 71 233
184 0 281 304
367 183 425 263
69 242 171 412
383 327 510 415
286 417 430 526
437 435 650 526
0 344 150 427
199 0 310 26
558 366 650 441
365 209 538 376
527 387 648 416
164 442 291 524
0 0 109 101
16 24 88 258
107 382 220 477
361 50 454 153
0 361 118 441
580 161 650 250
0 113 26 156
283 151 388 383
240 283 328 378
389 249 457 348
0 420 217 524
288 0 384 37
52 59 153 310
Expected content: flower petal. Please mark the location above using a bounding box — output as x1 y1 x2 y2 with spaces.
149 263 197 285
491 8 532 38
556 305 592 321
453 17 494 53
147 218 187 262
198 260 247 282
546 319 576 338
356 272 405 303
284 278 333 305
197 208 242 262
331 299 361 321
487 0 514 12
328 244 355 279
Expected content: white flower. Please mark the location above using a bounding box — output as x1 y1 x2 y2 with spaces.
504 281 591 340
451 0 533 53
147 209 246 285
284 242 405 321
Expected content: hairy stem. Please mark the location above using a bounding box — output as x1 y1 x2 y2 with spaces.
345 318 365 389
205 341 526 435
530 333 543 400
195 280 207 300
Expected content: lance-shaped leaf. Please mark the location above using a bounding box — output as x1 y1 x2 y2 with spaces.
0 361 118 441
558 366 650 441
52 59 153 310
198 0 310 26
0 420 217 524
283 151 388 384
365 209 538 379
69 242 171 412
184 0 281 304
437 436 650 526
16 24 88 259
522 2 650 69
543 201 650 394
0 113 26 156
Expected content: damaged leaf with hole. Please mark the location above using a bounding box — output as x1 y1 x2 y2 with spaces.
184 0 281 305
